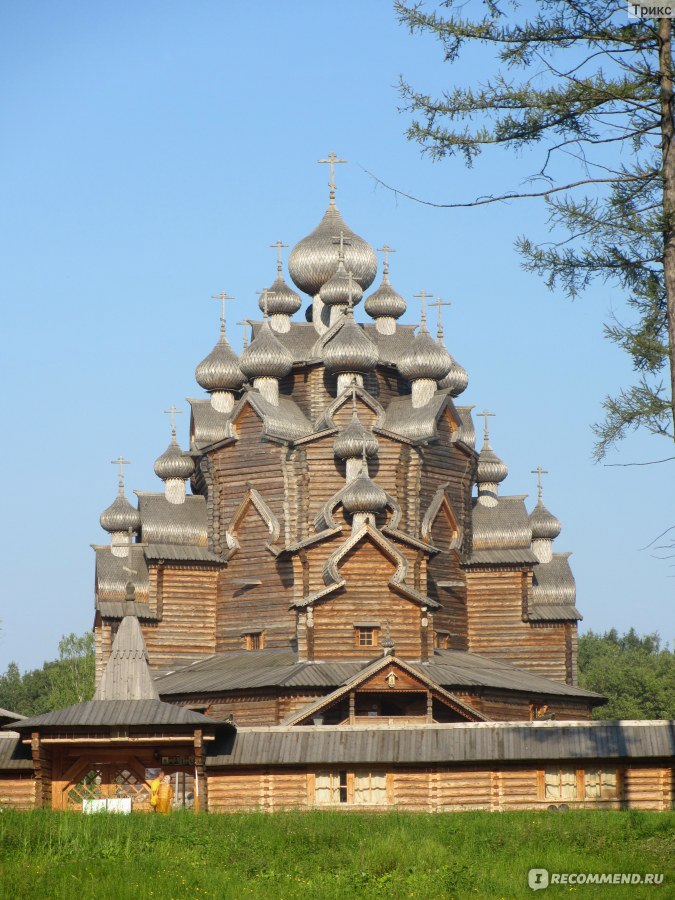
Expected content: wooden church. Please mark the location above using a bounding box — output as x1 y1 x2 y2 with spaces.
2 158 673 812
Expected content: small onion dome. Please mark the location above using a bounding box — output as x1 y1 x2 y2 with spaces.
239 320 293 380
259 274 302 317
334 412 379 460
195 332 245 392
529 500 562 540
320 260 363 308
342 466 387 515
153 437 195 481
288 204 377 297
364 272 406 320
100 493 141 534
476 444 509 486
439 356 469 397
398 324 452 383
323 309 379 375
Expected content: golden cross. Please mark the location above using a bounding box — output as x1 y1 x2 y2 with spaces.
237 319 252 350
164 404 183 437
318 151 347 201
414 290 434 325
111 456 130 495
429 297 452 341
531 465 549 501
377 244 396 274
270 240 288 273
211 291 236 333
477 410 496 442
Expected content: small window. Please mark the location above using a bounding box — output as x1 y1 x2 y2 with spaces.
544 767 578 801
355 627 378 647
583 769 619 800
529 702 550 720
353 769 387 805
243 631 264 651
315 770 348 805
435 631 451 650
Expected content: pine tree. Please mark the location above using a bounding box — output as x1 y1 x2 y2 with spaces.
396 1 675 457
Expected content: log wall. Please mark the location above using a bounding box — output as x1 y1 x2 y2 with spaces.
0 774 36 810
205 761 673 812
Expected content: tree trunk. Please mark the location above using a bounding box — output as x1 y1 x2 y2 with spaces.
658 16 675 441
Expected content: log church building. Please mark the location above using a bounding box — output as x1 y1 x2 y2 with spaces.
2 157 673 812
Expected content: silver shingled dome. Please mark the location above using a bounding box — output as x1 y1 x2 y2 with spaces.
439 356 469 397
288 204 377 297
334 410 379 460
154 437 195 482
476 444 509 485
239 320 294 380
398 325 452 383
323 309 379 375
195 332 245 392
259 274 302 317
320 259 364 307
364 271 406 320
529 500 562 540
342 465 387 515
100 493 141 534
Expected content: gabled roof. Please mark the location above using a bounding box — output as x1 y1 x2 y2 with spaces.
0 707 25 726
136 493 208 546
530 553 580 619
94 545 150 603
4 699 220 731
383 389 458 444
0 733 32 770
235 389 313 442
189 397 232 450
470 495 533 552
282 655 487 725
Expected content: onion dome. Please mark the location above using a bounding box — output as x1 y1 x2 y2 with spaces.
320 258 364 308
398 323 452 383
195 329 245 392
289 204 377 297
439 357 469 397
259 275 302 317
323 308 379 375
239 320 293 380
153 435 195 481
334 409 379 460
342 462 387 515
364 260 406 321
530 500 562 541
100 492 141 534
476 444 509 486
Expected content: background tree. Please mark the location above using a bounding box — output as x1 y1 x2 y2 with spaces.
579 628 674 718
395 1 675 457
0 632 95 716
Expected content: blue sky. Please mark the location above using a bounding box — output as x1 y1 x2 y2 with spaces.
1 1 673 672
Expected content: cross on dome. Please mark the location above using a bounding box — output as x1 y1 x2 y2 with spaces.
270 241 288 273
111 456 130 495
332 231 351 259
477 409 496 442
377 244 396 274
211 291 236 335
122 527 138 582
164 405 183 438
429 297 451 341
414 290 434 327
318 151 347 204
531 465 549 502
237 319 252 349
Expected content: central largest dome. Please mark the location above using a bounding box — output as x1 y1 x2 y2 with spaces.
288 203 377 297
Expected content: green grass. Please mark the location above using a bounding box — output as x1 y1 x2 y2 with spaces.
0 809 671 899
